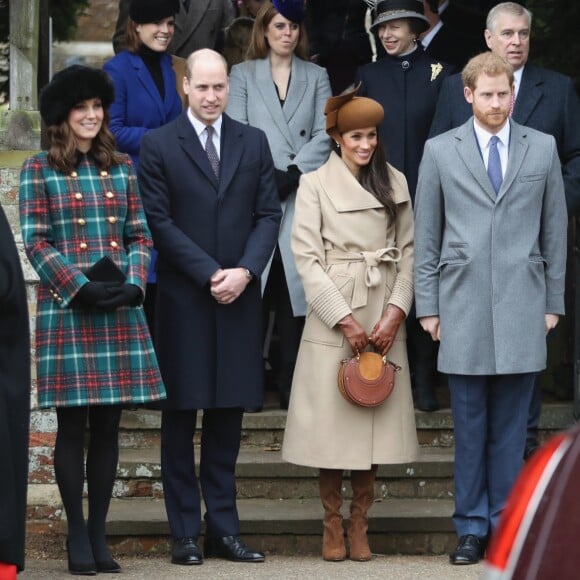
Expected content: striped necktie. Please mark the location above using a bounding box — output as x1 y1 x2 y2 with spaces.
205 125 220 180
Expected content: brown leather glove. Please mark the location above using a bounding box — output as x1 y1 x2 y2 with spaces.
338 314 369 353
369 304 406 355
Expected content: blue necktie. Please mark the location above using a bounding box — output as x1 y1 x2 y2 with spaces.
205 126 220 180
487 135 503 194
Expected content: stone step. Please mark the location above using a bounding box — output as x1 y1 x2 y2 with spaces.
118 403 575 449
61 497 457 556
112 447 455 501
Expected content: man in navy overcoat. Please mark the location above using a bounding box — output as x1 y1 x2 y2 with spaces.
139 49 281 566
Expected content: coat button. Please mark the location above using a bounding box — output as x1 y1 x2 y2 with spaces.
300 130 306 136
108 216 117 224
75 193 83 200
106 192 114 199
289 154 296 160
79 242 88 250
101 170 108 176
77 218 86 226
110 241 118 248
70 172 78 178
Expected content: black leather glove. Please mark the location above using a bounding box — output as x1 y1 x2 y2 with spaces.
72 281 110 308
274 165 301 201
95 284 142 311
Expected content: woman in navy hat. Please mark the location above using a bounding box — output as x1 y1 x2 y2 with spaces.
355 0 455 413
104 0 184 335
227 0 331 410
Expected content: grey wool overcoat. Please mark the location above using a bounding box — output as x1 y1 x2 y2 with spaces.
227 55 332 316
414 119 568 375
282 152 419 469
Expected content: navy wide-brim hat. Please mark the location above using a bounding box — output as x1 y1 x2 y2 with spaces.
39 65 115 127
371 0 430 33
129 0 180 24
272 0 305 23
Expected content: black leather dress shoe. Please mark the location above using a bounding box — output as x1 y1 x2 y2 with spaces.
450 534 485 565
95 558 121 573
204 535 265 562
171 537 203 565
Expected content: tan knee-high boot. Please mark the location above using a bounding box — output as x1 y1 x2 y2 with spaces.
319 468 346 561
348 465 377 561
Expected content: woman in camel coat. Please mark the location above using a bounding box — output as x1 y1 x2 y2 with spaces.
282 88 418 562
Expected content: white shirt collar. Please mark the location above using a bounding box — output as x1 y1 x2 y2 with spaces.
513 66 524 99
473 118 510 152
422 20 443 49
187 109 223 141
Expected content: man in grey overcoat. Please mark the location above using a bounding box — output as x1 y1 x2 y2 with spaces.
414 52 567 566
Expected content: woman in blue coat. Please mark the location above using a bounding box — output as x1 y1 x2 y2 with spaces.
104 0 183 331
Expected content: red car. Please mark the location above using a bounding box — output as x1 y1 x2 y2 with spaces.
484 423 580 579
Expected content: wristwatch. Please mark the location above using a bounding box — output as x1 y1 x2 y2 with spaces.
243 268 253 281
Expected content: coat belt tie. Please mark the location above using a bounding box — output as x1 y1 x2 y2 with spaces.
325 247 401 309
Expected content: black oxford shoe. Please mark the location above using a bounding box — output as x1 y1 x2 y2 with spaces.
204 535 265 562
171 537 203 565
450 534 485 565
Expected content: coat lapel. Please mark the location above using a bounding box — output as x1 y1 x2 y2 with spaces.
217 115 244 198
455 120 497 202
131 53 166 119
513 65 543 126
255 57 295 150
282 55 308 124
497 120 528 202
176 113 218 190
319 152 384 212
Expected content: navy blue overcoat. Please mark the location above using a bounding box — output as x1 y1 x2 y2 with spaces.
138 113 282 410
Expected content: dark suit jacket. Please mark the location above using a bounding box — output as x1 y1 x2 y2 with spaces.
138 113 281 410
424 23 484 69
0 206 30 571
429 63 580 212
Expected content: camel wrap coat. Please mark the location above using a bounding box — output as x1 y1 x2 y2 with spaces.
282 152 419 469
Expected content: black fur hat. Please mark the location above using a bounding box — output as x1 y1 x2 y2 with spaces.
129 0 181 24
39 65 115 127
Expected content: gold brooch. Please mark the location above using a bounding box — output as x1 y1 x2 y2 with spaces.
430 63 443 82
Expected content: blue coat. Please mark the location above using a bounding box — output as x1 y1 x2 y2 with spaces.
103 51 183 169
429 64 580 213
138 113 282 410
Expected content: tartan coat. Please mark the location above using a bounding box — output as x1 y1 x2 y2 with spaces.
19 152 166 408
0 205 30 571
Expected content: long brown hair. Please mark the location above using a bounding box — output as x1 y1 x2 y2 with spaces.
246 2 309 60
348 136 397 218
47 109 123 174
124 17 142 53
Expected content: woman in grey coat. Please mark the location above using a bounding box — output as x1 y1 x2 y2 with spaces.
226 0 331 408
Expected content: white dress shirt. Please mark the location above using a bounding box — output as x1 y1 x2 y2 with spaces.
187 109 222 158
473 119 510 179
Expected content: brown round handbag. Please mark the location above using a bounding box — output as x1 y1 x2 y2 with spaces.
338 351 401 408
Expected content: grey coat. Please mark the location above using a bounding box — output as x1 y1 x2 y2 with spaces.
227 55 332 316
414 119 567 375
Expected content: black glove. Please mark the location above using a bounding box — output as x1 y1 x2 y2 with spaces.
274 165 301 201
72 281 110 308
95 284 142 311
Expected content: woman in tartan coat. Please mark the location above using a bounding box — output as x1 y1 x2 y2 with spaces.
19 65 165 575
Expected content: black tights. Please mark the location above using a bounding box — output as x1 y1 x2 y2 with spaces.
54 405 122 564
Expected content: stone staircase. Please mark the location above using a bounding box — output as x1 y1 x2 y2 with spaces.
53 399 574 558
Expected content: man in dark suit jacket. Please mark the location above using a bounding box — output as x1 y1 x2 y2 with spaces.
0 206 30 579
429 1 580 458
138 49 281 566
